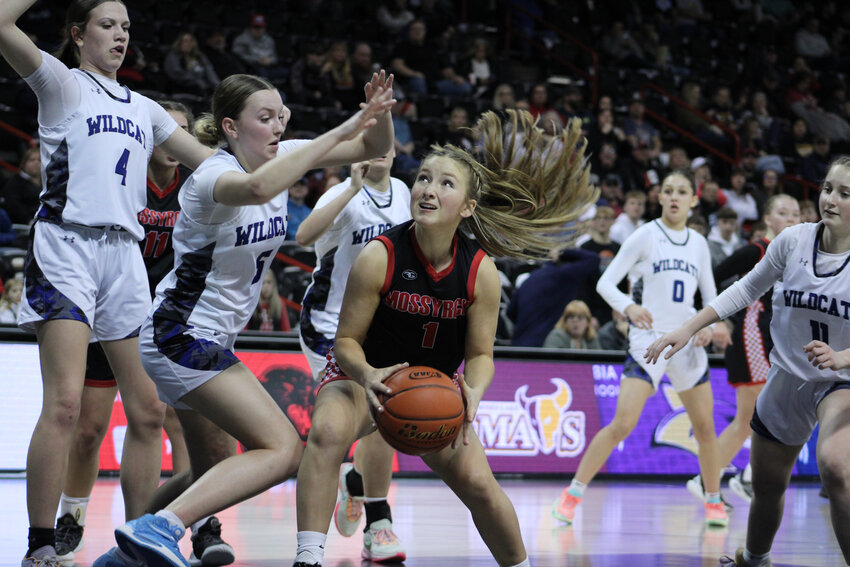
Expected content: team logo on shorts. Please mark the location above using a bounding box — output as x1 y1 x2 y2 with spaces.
402 269 418 280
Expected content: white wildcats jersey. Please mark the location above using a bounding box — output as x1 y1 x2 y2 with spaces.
37 68 175 239
769 224 850 382
152 148 293 335
598 220 716 333
300 177 411 344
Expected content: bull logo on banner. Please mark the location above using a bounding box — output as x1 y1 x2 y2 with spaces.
474 378 586 457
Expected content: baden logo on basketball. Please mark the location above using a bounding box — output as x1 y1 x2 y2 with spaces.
397 423 458 441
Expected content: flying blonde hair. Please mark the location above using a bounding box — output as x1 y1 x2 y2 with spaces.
427 109 598 258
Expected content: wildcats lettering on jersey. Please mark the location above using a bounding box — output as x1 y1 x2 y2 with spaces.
383 290 470 319
86 114 147 147
352 223 393 245
782 289 850 320
235 216 286 246
652 258 699 278
138 208 179 227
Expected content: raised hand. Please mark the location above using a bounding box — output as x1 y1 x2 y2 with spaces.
335 85 396 142
364 70 394 103
350 160 370 189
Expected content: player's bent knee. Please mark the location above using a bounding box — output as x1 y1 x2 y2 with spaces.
123 399 167 432
45 396 83 430
817 452 850 490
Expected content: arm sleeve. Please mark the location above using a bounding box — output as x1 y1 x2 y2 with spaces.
709 228 793 319
596 230 647 315
22 51 80 128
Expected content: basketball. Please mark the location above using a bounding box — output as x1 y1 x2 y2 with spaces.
374 366 465 456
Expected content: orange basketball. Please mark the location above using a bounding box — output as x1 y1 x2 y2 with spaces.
374 366 465 456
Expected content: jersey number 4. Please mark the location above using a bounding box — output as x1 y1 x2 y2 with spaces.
810 320 829 343
115 149 130 186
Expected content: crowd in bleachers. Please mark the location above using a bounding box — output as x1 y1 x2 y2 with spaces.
0 0 846 347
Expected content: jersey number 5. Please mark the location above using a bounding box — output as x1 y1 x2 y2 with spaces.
810 320 829 343
252 249 274 284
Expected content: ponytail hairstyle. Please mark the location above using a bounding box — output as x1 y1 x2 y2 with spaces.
194 74 276 147
55 0 125 67
426 109 598 259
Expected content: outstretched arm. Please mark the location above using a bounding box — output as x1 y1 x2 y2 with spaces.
295 161 368 246
0 0 42 78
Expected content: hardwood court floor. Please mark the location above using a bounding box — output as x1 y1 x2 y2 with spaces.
0 476 842 567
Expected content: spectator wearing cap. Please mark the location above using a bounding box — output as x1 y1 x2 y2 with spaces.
598 173 625 216
286 177 313 240
609 190 646 244
232 13 287 83
691 156 712 189
623 97 661 159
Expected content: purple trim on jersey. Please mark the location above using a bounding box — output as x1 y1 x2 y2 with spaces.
23 229 89 326
300 246 338 356
152 317 240 372
411 228 458 282
376 234 395 295
36 139 70 223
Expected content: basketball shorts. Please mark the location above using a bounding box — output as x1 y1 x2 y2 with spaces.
19 221 150 341
624 327 709 392
139 315 240 409
299 333 333 381
85 342 117 387
725 303 772 387
751 366 850 446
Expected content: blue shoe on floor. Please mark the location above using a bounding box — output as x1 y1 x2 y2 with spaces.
115 513 189 567
92 547 143 567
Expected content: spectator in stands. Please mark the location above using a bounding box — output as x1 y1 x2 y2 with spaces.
610 190 646 244
749 218 767 242
459 38 496 99
0 276 23 324
597 309 629 351
724 168 761 234
686 213 708 237
706 84 737 130
202 29 247 82
543 300 600 350
739 147 760 183
587 107 627 157
323 40 358 111
526 82 556 120
624 139 662 193
697 179 727 221
800 136 832 184
441 106 475 150
506 248 600 348
708 207 745 267
676 82 727 150
289 42 335 108
599 174 625 215
0 202 17 247
232 13 287 83
163 31 219 96
577 205 620 326
691 156 712 189
758 168 781 198
623 97 661 158
739 91 780 153
286 177 313 240
795 16 831 62
350 42 376 88
390 95 420 181
667 145 691 172
799 198 819 222
591 142 627 188
376 0 415 40
778 117 814 166
491 83 518 112
600 20 645 66
117 45 152 91
643 183 662 221
390 19 471 97
559 85 592 132
247 270 291 332
539 109 565 141
787 71 850 143
1 145 41 225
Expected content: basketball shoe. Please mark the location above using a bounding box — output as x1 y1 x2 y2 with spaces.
92 547 144 567
333 463 364 537
705 501 729 527
687 475 733 511
728 473 753 503
718 547 772 566
22 545 60 567
189 517 234 566
552 489 581 524
361 519 406 563
114 513 189 567
54 513 84 567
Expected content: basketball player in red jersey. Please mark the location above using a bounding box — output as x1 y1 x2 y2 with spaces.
291 109 599 567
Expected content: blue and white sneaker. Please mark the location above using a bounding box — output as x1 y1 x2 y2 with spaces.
115 513 189 567
92 547 143 567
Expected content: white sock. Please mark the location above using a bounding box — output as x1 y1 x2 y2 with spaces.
705 492 721 503
743 548 770 566
363 497 387 503
58 494 89 526
154 510 185 533
568 479 586 498
507 558 530 567
295 531 327 564
190 516 211 534
742 462 752 483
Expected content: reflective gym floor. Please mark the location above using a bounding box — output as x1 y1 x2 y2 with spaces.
0 476 842 566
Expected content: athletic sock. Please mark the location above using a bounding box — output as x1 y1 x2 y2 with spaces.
742 462 752 483
27 527 55 556
507 559 530 567
568 479 587 498
345 466 364 498
364 499 392 528
155 510 185 532
742 548 770 566
705 492 721 503
58 494 89 526
295 531 327 564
